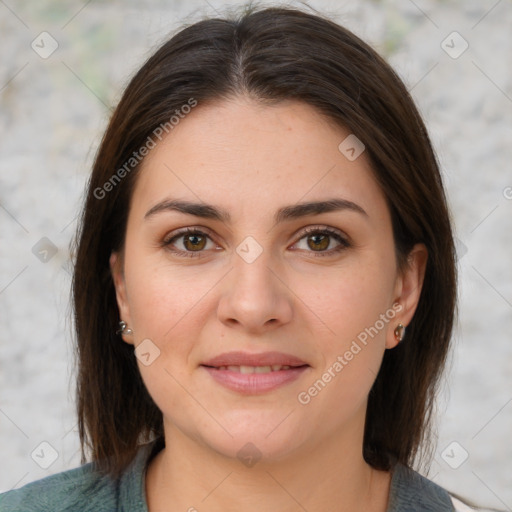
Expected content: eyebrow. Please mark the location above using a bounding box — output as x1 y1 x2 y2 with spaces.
144 197 368 224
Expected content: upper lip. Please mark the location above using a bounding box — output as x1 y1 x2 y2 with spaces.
201 351 309 368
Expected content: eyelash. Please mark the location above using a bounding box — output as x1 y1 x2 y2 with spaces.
161 226 351 259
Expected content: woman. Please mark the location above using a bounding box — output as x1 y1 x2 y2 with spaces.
0 4 491 511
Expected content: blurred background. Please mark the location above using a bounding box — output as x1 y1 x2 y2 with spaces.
0 0 511 508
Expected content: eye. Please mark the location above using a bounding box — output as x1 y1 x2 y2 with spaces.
162 228 218 258
162 226 350 258
292 226 350 257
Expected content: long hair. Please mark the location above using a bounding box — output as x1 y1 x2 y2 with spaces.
72 3 457 479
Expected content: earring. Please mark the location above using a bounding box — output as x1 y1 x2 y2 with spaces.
394 323 405 342
116 320 133 336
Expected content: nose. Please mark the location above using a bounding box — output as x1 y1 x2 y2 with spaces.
216 245 294 334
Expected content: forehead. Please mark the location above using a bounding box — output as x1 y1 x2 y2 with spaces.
130 96 388 222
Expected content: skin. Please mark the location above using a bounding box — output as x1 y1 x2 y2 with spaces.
110 96 427 512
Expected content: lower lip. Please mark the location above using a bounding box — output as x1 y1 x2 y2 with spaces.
201 365 309 394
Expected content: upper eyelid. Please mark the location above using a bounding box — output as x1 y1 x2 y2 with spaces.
163 226 217 243
299 225 347 238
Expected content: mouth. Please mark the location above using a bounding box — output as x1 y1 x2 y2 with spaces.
203 364 302 373
200 351 310 394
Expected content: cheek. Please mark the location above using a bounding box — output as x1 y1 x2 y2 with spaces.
124 249 215 341
123 257 209 415
294 259 395 405
303 258 396 345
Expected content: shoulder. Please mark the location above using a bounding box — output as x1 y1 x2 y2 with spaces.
0 441 155 512
0 461 118 512
388 462 455 511
388 465 498 512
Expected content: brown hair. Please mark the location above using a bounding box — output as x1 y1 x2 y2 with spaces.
72 3 457 479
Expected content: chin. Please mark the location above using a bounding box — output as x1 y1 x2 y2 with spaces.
196 415 311 466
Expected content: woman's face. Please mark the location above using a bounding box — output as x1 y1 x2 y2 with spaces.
111 96 426 464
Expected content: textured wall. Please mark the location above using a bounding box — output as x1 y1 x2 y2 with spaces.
1 0 511 509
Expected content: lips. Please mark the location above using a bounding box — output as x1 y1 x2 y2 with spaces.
200 351 310 394
215 364 293 373
201 350 309 368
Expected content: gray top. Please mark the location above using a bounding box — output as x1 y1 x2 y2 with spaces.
0 440 454 511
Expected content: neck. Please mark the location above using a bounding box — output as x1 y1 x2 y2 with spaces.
145 419 391 512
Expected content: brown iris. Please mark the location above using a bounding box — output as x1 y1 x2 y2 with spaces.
183 233 207 251
307 233 329 251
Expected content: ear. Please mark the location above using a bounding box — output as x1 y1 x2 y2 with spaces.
110 251 134 345
386 243 428 349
